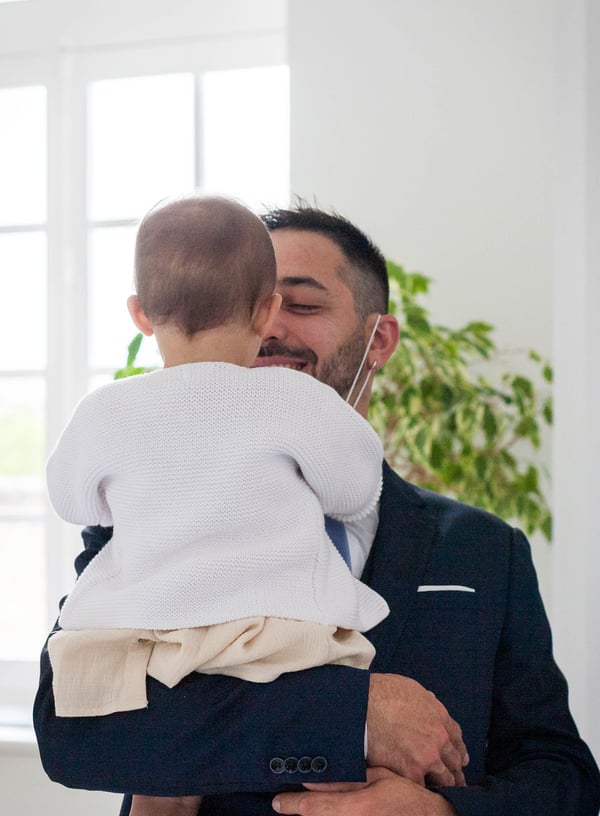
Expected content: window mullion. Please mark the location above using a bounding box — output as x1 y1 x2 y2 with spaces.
45 52 90 632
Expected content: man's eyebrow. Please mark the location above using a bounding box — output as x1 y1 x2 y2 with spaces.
277 276 329 293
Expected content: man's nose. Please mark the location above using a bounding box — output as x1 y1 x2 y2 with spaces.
263 308 290 341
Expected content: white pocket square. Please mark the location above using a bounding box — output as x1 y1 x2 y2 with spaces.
417 585 476 593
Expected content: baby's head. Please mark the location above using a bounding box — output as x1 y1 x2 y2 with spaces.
133 194 276 337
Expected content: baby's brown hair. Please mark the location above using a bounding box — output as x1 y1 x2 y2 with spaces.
134 195 276 337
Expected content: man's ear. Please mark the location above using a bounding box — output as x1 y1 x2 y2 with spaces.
127 295 155 337
367 313 400 369
251 293 282 339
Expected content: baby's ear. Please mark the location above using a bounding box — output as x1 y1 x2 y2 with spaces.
127 295 155 336
252 292 282 338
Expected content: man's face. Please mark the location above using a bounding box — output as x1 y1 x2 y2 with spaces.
253 228 367 398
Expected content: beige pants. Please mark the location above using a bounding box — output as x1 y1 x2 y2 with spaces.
48 617 375 717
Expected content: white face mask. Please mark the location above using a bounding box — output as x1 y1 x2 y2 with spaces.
345 313 381 409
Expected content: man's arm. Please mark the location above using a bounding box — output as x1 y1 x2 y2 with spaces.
34 525 468 799
34 528 369 795
35 646 371 795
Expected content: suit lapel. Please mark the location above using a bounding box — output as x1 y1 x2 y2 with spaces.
362 462 439 670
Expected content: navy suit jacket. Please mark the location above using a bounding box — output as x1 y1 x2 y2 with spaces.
34 463 600 815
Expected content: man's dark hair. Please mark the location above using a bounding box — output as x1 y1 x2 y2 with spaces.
261 203 389 317
135 195 276 337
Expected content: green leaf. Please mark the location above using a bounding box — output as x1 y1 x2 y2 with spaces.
414 428 428 458
511 375 534 399
126 333 144 367
521 465 539 493
430 439 444 469
442 461 464 482
408 272 431 295
114 365 148 380
405 311 431 334
464 321 494 335
475 454 488 479
482 404 498 442
541 515 552 541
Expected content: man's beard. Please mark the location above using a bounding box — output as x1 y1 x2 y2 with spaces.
257 326 368 400
317 327 368 400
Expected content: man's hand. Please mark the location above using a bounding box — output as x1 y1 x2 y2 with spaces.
272 767 460 815
367 673 468 786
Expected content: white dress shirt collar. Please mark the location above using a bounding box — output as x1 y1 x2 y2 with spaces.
345 502 380 578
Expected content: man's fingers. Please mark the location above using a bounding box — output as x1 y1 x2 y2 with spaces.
425 762 458 788
425 760 466 788
439 741 468 784
274 772 461 816
301 768 395 795
272 790 311 814
445 716 469 766
273 789 351 815
365 766 397 783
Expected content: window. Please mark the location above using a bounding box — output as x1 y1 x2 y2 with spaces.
0 85 48 661
88 66 289 378
0 42 289 707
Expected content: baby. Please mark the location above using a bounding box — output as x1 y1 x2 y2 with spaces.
46 194 389 815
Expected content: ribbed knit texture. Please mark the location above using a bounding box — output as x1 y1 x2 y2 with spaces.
48 363 389 632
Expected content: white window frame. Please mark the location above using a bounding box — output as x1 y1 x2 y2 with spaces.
0 30 286 715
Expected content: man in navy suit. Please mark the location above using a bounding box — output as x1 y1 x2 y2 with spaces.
34 206 600 815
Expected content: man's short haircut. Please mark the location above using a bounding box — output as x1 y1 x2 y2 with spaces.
261 203 389 318
134 194 276 337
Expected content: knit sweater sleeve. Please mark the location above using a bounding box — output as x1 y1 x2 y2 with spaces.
282 373 383 522
46 390 113 526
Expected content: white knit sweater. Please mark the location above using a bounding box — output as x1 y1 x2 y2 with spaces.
48 363 389 633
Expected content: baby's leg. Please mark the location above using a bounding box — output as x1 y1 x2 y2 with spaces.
130 794 202 815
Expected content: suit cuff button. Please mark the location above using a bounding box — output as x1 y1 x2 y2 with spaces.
269 757 285 774
298 756 312 773
284 757 298 773
311 756 328 773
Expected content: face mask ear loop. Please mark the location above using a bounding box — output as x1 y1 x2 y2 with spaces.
345 313 382 404
351 360 378 409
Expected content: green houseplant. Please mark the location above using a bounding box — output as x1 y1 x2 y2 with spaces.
369 261 552 540
116 259 553 540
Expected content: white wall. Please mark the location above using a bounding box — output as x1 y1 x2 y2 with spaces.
288 0 554 355
0 738 120 816
552 0 600 764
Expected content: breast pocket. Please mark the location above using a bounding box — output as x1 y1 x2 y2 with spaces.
414 586 482 643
